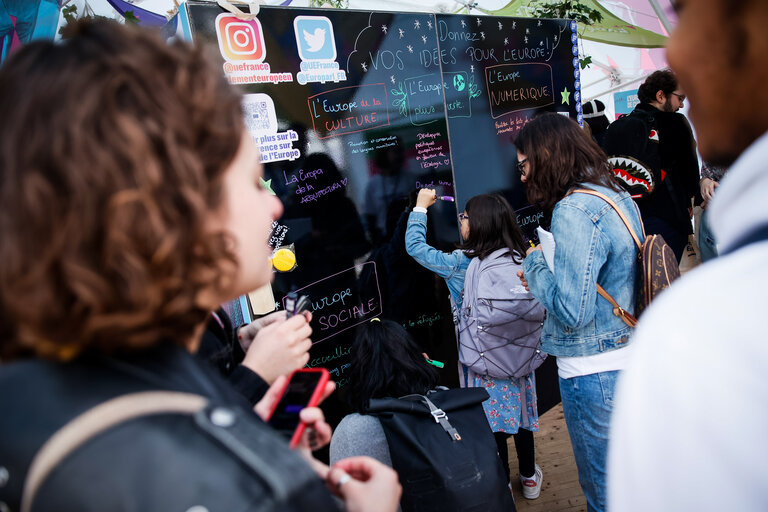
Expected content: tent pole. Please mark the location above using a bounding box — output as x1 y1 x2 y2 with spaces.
647 0 674 36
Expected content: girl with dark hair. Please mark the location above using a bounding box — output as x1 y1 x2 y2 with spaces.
515 113 643 512
403 190 543 500
330 319 439 467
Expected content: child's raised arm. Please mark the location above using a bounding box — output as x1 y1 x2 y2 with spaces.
405 189 463 280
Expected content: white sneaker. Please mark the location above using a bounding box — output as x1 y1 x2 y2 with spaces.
520 464 543 499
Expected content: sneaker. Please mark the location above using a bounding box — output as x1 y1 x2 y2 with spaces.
520 464 543 499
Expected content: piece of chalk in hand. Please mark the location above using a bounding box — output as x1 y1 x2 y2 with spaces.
438 195 455 202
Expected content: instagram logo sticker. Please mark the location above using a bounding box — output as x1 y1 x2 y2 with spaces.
216 13 266 62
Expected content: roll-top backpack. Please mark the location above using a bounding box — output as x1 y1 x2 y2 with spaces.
366 387 515 512
457 248 546 379
573 189 681 326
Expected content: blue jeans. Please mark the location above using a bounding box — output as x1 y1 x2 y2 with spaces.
559 371 618 512
698 208 718 262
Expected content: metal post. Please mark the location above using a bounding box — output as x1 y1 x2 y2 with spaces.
647 0 674 36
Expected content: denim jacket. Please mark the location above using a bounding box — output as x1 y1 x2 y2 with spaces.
405 211 470 309
522 184 643 357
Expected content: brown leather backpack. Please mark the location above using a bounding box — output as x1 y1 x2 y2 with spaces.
573 189 681 328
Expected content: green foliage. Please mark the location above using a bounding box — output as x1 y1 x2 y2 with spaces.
527 0 603 25
123 10 140 25
58 4 78 35
579 55 593 69
309 0 349 8
528 1 602 69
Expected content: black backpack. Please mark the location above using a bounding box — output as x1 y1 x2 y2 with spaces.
602 108 661 200
366 387 515 512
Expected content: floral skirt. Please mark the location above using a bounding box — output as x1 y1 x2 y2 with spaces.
461 364 539 435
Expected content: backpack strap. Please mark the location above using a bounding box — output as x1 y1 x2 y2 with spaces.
595 286 638 328
401 393 463 442
21 392 207 512
571 188 642 328
572 188 644 249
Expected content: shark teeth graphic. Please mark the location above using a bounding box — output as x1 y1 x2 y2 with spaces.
608 156 655 194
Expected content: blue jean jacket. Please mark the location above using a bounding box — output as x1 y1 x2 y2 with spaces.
405 211 469 309
522 184 643 357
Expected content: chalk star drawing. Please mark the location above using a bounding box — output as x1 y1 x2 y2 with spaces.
390 75 395 84
526 27 530 34
554 35 558 42
524 36 528 43
414 20 420 29
274 301 281 310
422 34 427 44
540 40 544 46
381 24 388 34
561 87 571 105
470 64 475 73
512 21 516 29
427 20 433 29
538 20 542 27
407 44 413 53
260 177 276 196
480 31 485 40
476 17 482 26
461 19 466 28
361 62 368 72
498 21 503 30
504 37 508 45
399 28 404 38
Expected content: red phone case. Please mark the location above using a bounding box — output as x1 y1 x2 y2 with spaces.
267 368 330 449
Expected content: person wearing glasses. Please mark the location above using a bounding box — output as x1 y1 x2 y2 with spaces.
405 190 544 500
630 69 701 260
515 113 644 512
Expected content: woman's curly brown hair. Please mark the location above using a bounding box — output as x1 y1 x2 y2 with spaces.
0 20 245 361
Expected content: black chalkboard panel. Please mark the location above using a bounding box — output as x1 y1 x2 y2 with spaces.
436 14 581 413
182 4 461 426
182 4 582 419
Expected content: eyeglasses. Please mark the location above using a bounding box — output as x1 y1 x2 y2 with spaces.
670 92 686 101
517 158 528 175
458 213 469 222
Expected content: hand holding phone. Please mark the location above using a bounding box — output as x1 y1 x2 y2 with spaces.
266 368 330 449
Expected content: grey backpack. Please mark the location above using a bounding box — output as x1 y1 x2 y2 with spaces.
457 248 546 379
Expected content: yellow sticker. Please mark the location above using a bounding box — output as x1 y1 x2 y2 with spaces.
272 247 297 272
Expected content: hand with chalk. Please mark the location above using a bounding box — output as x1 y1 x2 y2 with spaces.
416 188 438 209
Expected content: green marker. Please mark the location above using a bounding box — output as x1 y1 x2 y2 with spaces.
425 357 444 369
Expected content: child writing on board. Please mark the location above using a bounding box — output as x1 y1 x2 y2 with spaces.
404 188 544 500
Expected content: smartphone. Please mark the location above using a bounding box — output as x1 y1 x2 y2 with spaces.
267 368 330 449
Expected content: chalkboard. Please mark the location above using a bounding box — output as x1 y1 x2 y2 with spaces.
181 3 581 417
436 15 581 241
435 14 581 412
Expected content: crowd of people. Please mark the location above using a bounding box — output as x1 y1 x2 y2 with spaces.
2 0 768 510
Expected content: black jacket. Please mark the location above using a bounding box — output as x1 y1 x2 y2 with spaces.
197 308 270 405
0 344 340 512
634 103 700 234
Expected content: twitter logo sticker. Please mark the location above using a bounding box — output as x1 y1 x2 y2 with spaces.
294 16 336 61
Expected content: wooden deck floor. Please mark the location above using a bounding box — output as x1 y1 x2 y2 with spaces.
507 403 587 512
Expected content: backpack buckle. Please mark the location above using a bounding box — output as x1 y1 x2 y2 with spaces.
430 408 446 423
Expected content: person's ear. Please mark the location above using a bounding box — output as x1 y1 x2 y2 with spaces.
655 90 666 104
